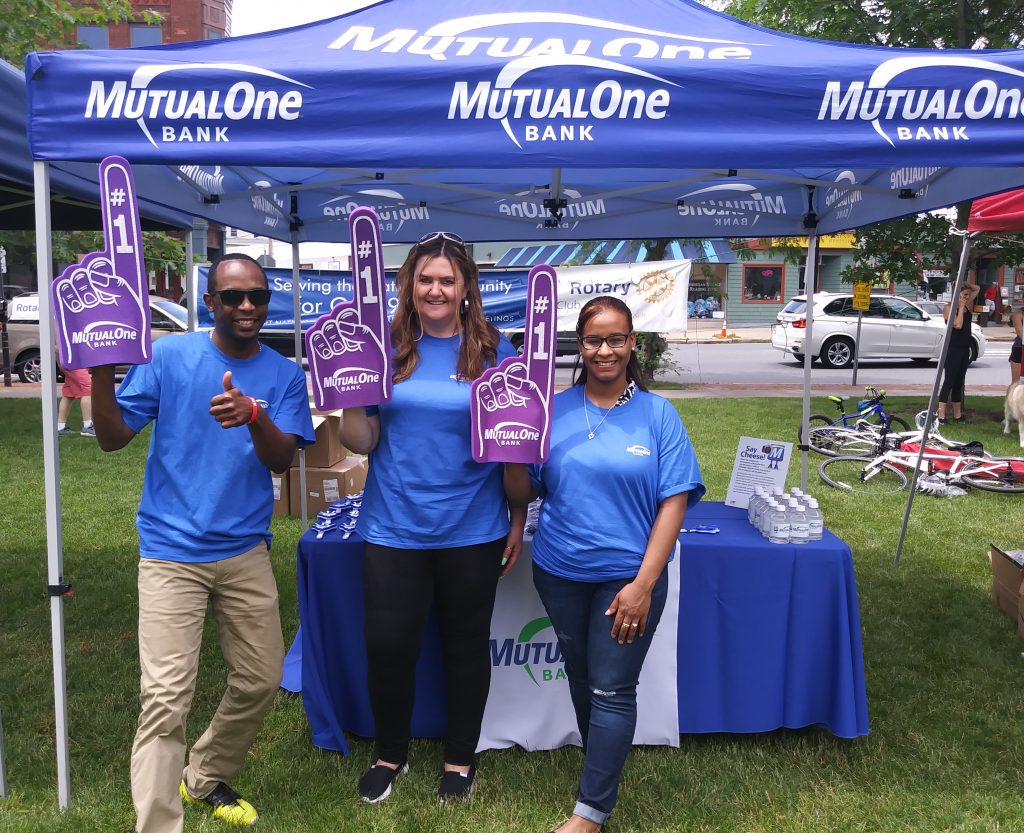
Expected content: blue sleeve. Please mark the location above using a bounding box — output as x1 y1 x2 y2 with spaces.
496 334 518 362
527 462 545 498
275 365 316 446
115 355 161 435
656 401 706 508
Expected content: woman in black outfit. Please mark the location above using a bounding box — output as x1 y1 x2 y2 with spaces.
937 281 980 423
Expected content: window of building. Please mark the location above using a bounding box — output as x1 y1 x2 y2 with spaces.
742 264 784 302
206 28 224 39
77 25 109 48
130 24 163 47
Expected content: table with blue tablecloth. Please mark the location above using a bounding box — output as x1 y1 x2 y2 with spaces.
282 501 868 754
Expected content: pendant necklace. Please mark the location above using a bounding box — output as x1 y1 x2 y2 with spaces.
584 397 612 440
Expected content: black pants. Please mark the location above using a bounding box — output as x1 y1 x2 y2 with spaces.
363 538 504 766
939 346 971 404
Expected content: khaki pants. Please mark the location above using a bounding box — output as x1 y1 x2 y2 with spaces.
131 542 284 833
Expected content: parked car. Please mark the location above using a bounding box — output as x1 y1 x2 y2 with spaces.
2 294 189 383
771 292 987 369
505 329 580 357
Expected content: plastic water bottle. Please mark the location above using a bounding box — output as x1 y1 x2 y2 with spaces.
787 498 809 544
767 502 791 544
789 488 805 503
757 498 777 538
748 487 767 526
804 498 823 541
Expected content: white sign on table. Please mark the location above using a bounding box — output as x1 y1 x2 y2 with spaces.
725 436 792 509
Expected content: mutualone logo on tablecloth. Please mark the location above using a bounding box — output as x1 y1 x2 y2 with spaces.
490 615 564 686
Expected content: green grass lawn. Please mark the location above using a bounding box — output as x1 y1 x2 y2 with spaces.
1 395 1023 832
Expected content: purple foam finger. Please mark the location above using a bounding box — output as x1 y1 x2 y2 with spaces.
304 300 390 411
349 206 392 402
100 158 147 306
524 265 558 404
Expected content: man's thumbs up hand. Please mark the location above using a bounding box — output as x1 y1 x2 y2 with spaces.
210 370 252 428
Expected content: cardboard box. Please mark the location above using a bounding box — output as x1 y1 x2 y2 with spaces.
290 455 368 517
271 470 290 517
988 544 1024 623
294 411 346 469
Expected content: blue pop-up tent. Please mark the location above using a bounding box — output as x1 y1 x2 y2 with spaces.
18 0 1024 808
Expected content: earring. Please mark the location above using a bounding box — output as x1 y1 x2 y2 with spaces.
461 297 469 316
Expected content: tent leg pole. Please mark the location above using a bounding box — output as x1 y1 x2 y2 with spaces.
35 161 71 810
0 703 8 798
290 228 308 529
185 229 196 332
894 232 974 565
800 232 819 492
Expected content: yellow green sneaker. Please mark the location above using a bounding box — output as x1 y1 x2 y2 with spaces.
179 780 259 826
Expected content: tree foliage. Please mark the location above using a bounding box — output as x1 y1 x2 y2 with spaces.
0 0 160 65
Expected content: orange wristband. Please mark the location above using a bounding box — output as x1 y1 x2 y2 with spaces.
247 396 259 425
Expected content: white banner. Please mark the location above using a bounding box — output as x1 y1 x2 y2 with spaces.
553 260 691 334
479 540 680 752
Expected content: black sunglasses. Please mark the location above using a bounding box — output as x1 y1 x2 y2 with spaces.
417 231 466 248
212 288 272 307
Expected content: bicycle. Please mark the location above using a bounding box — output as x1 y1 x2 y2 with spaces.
819 443 1024 495
805 410 974 458
799 387 910 456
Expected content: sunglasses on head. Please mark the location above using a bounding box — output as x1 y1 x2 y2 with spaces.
417 231 465 249
212 288 272 307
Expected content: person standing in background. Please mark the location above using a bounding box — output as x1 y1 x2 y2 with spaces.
57 364 95 436
937 281 980 423
1010 303 1022 384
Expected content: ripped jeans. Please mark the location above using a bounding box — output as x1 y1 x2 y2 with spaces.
532 563 668 825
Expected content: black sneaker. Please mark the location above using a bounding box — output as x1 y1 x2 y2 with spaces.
358 762 407 804
437 765 476 803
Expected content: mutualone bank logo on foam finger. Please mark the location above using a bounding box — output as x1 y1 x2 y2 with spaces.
327 14 763 149
817 57 1024 147
83 64 311 147
490 616 564 686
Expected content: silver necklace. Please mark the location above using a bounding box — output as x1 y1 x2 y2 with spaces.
584 398 613 440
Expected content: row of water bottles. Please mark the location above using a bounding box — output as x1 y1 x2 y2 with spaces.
747 487 823 544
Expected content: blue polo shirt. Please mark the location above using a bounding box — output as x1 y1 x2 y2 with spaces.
117 332 315 562
530 385 705 581
357 333 517 549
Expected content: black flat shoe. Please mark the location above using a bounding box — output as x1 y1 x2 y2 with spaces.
438 765 476 802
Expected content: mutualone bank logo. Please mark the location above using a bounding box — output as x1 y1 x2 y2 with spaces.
490 616 564 686
676 183 788 229
327 14 762 148
83 63 312 148
321 189 431 233
817 56 1024 147
496 187 606 231
71 320 138 349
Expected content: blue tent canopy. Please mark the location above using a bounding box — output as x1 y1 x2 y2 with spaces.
21 0 1024 243
493 238 736 267
0 61 189 231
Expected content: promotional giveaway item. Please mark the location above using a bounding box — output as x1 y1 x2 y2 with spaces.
471 265 557 463
306 206 392 410
725 436 793 509
51 156 150 370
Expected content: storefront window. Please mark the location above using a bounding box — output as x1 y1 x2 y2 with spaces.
742 265 784 302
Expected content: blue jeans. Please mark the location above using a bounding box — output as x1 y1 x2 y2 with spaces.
532 563 669 825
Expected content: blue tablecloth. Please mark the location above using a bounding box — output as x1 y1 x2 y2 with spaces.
286 502 868 754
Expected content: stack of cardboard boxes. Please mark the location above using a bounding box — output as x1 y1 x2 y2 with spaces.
271 410 368 517
988 544 1024 640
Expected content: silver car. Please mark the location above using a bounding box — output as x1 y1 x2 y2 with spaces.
771 292 986 369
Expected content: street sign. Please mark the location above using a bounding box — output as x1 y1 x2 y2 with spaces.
852 282 871 311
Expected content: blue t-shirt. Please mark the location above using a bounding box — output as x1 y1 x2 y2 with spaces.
530 386 705 582
117 332 315 562
357 333 518 549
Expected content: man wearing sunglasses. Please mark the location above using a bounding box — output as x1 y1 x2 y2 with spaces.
90 253 315 833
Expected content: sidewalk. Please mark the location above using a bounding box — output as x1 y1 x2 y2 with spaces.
666 317 1019 344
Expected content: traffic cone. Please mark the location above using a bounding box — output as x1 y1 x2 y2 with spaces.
720 316 728 339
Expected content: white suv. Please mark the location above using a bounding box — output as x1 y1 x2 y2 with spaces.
771 292 986 369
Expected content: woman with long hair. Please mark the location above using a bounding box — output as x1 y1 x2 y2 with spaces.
504 296 705 833
938 281 980 423
340 232 522 804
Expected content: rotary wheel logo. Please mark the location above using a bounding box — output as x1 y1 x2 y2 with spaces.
636 269 673 304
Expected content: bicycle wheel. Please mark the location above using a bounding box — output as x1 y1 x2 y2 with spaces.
807 426 877 457
798 414 833 447
960 459 1024 494
819 455 909 494
885 414 911 433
